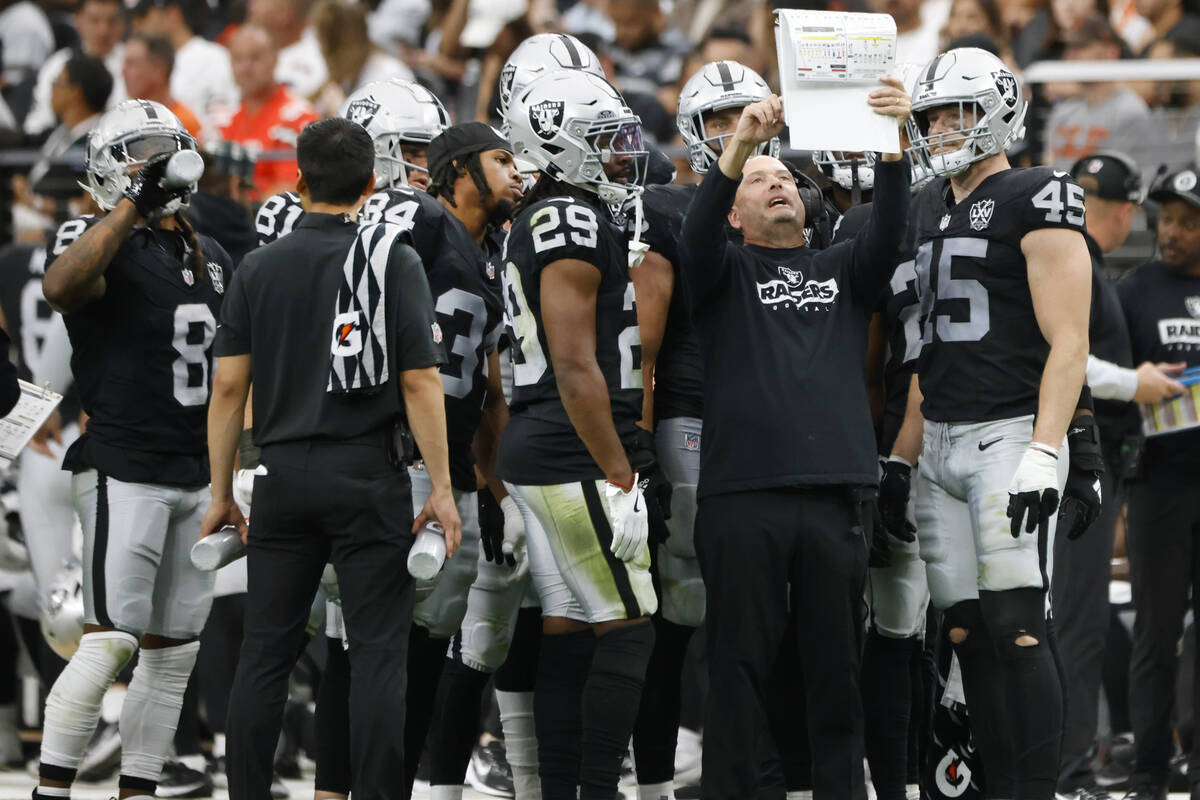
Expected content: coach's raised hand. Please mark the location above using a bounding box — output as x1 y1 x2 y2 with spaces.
717 94 785 179
869 75 913 162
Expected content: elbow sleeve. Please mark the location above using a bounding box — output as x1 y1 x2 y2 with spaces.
1086 355 1138 403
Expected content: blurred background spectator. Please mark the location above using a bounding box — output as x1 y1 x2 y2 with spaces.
245 0 329 99
221 23 319 196
121 33 202 139
129 0 237 137
310 0 414 116
23 0 124 138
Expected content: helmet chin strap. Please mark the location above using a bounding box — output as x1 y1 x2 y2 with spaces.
627 192 648 269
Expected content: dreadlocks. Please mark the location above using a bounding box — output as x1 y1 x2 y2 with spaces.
428 151 492 209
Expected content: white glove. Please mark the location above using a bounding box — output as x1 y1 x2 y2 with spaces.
604 474 648 562
1006 443 1060 537
499 495 529 582
233 467 261 516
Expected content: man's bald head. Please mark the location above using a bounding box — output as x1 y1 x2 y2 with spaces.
728 155 807 248
230 24 278 98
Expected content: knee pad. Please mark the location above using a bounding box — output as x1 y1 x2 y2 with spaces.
658 550 705 628
980 588 1049 661
120 641 200 781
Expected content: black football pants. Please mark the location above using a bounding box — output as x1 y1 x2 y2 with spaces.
1052 468 1120 791
226 439 415 800
694 487 870 800
1125 463 1200 791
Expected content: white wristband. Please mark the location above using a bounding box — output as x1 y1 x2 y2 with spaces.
1029 442 1059 459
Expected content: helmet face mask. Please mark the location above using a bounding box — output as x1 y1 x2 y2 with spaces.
85 100 197 218
812 150 877 191
507 70 648 211
906 48 1026 178
340 79 449 189
677 61 778 174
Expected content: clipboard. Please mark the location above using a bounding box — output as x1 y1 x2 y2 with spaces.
0 381 64 463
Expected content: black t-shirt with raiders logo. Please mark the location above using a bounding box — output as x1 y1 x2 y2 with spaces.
48 217 234 487
912 166 1088 423
678 158 911 499
1117 259 1200 468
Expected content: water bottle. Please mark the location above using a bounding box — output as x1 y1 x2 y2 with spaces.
163 149 204 188
190 526 246 571
407 521 447 580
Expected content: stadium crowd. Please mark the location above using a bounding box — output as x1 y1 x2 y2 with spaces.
0 0 1200 799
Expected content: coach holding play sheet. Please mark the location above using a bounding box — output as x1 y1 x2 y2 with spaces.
678 82 912 800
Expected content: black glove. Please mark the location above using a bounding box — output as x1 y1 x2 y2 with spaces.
124 152 189 218
878 457 918 545
629 427 673 546
478 488 507 566
1058 414 1105 541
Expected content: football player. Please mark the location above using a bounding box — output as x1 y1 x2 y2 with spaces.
888 47 1092 800
631 58 785 800
34 99 233 800
252 78 450 247
500 70 656 800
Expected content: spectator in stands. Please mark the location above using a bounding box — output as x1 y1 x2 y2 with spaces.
1117 24 1200 181
221 24 320 197
26 54 112 205
689 26 765 78
121 34 203 139
130 0 238 134
942 0 1010 51
309 0 414 117
0 0 55 89
1135 0 1200 52
24 0 126 137
605 0 689 136
1044 14 1149 169
868 0 949 66
246 0 329 100
669 0 759 50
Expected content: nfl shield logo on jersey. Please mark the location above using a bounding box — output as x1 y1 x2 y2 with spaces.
939 214 951 230
531 100 565 140
181 268 194 286
684 432 700 452
206 262 224 294
1186 296 1200 319
969 199 994 231
431 322 443 344
345 97 380 128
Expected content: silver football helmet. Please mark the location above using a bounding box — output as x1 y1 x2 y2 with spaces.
812 150 877 192
677 60 778 174
906 48 1026 177
499 33 605 119
339 79 451 188
506 70 648 208
84 99 197 217
40 558 85 660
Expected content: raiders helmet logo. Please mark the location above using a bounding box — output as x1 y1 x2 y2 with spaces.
994 71 1018 107
778 266 803 286
345 98 381 128
969 198 994 231
1186 296 1200 319
530 100 565 140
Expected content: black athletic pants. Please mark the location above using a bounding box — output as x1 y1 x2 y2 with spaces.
226 440 415 800
1052 468 1120 791
1126 462 1200 791
694 486 870 800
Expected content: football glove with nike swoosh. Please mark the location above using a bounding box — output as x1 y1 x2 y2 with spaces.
605 474 648 562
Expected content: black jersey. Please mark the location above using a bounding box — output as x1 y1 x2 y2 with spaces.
360 186 504 491
913 167 1088 423
678 158 911 498
1117 259 1200 469
50 217 232 487
255 191 305 247
833 202 920 455
0 242 52 382
642 183 703 421
496 193 642 485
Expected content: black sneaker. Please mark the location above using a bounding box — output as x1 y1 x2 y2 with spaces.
155 759 213 798
466 741 515 798
77 720 122 781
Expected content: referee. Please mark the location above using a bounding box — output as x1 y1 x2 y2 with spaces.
678 85 912 800
201 117 462 800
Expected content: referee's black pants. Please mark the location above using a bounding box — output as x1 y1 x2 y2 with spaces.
1051 467 1120 791
1125 462 1200 791
226 439 415 800
694 486 870 800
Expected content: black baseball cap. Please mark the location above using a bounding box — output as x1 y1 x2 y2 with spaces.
427 123 512 182
1070 151 1143 203
1149 165 1200 210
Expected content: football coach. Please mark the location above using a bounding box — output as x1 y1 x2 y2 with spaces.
201 117 462 799
678 83 913 800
